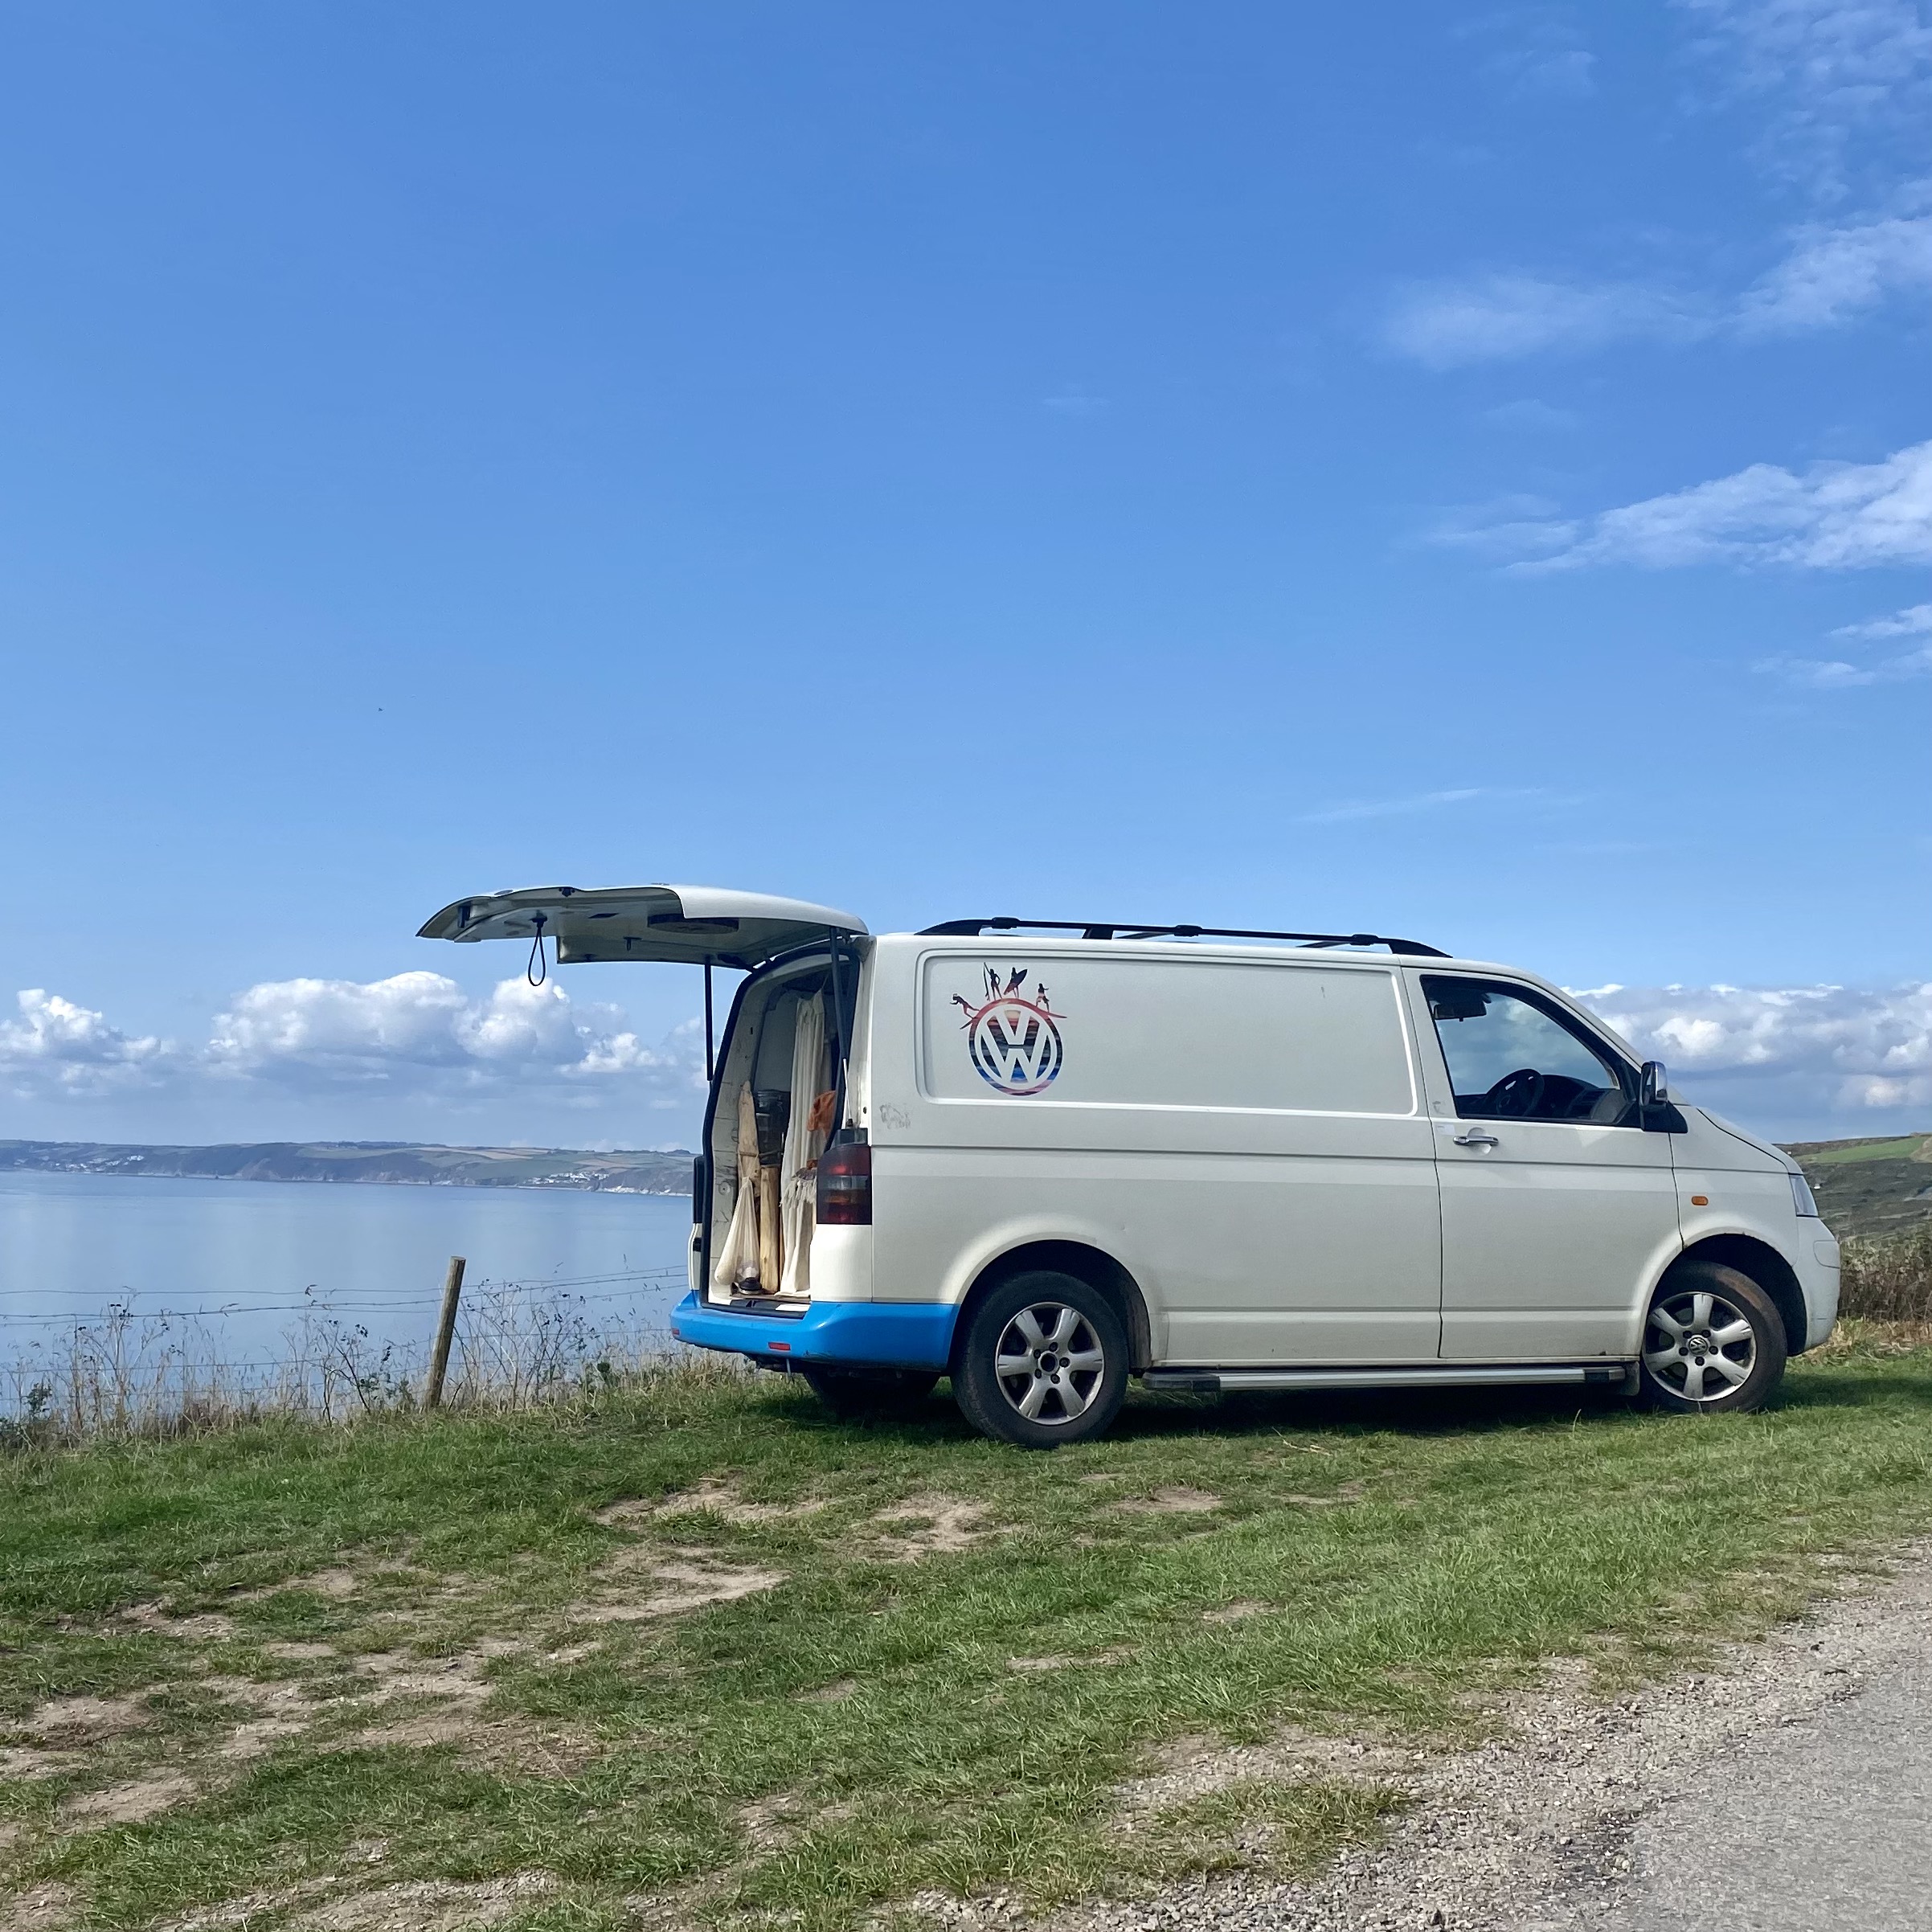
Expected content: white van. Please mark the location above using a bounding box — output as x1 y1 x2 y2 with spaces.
420 885 1840 1447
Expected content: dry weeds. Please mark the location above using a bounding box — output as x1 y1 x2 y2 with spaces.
860 1495 997 1561
1111 1487 1223 1516
1279 1479 1369 1508
1201 1600 1271 1624
59 1769 196 1827
597 1476 829 1527
118 1603 239 1642
0 1882 76 1930
1008 1646 1137 1674
567 1550 788 1622
22 1695 149 1745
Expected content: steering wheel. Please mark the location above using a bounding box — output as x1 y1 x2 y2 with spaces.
1485 1066 1545 1118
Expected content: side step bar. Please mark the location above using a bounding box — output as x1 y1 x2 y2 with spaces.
1143 1362 1638 1394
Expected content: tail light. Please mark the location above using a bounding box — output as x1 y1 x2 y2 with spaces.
817 1140 872 1225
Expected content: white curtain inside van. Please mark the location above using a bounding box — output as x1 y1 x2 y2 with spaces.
710 1081 763 1291
779 993 828 1297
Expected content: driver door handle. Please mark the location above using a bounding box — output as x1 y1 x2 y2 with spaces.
1453 1131 1500 1148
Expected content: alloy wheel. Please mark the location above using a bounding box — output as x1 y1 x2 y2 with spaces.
992 1302 1107 1425
1643 1287 1758 1404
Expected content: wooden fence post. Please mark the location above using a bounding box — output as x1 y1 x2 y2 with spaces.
425 1255 466 1410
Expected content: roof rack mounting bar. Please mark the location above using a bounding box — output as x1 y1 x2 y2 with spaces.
915 918 1448 958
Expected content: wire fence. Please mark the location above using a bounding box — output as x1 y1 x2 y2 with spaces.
1 1264 700 1447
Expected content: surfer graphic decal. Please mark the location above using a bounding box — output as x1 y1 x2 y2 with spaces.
953 966 1066 1096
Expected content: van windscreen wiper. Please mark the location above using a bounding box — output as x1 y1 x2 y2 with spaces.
917 918 1448 957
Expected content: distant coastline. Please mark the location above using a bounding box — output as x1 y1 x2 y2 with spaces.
0 1140 694 1195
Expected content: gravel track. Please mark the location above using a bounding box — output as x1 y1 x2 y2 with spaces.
1029 1545 1932 1932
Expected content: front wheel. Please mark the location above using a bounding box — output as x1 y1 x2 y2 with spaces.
952 1271 1128 1448
1639 1262 1787 1414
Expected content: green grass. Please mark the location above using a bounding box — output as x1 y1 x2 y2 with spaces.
1794 1133 1928 1167
5 1346 1932 1930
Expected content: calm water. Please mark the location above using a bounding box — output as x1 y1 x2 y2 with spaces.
0 1170 694 1365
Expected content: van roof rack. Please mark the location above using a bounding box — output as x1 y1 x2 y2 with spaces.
917 918 1449 957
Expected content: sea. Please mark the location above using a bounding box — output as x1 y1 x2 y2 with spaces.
0 1169 694 1381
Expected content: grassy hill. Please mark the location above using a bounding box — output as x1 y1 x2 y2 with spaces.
1786 1133 1932 1242
0 1140 693 1194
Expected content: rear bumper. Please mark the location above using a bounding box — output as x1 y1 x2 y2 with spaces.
670 1291 958 1372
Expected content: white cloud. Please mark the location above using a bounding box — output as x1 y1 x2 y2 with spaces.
1381 10 1932 371
1679 0 1932 199
1754 649 1932 686
1831 600 1932 637
1756 603 1932 683
1456 436 1932 570
0 991 170 1098
1 974 702 1110
1483 398 1582 432
1042 389 1110 418
1578 980 1932 1117
1388 206 1932 368
1459 8 1599 102
1740 203 1932 327
1300 786 1516 825
1382 275 1712 368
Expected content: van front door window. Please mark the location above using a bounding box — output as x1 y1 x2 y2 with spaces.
1422 978 1631 1126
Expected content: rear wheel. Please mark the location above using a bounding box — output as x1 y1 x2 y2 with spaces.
952 1271 1128 1448
801 1367 939 1419
1639 1262 1787 1414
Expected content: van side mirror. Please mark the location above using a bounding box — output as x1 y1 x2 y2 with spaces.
1636 1061 1685 1133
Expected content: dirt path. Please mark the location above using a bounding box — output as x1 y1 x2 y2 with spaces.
1048 1545 1932 1932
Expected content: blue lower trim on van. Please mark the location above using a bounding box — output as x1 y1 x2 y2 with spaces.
670 1291 958 1372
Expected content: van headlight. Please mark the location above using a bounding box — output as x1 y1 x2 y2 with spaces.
1789 1171 1819 1218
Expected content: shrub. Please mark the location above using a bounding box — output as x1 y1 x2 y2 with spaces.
1839 1221 1932 1324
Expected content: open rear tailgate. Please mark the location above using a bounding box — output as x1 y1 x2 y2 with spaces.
417 884 866 971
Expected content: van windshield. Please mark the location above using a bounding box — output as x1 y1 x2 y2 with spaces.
1422 976 1632 1124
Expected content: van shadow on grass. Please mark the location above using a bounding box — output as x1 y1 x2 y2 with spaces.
769 1338 1932 1455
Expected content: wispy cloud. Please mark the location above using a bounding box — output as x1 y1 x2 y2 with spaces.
1387 204 1932 366
1756 600 1932 684
0 976 703 1110
1298 786 1547 825
1042 388 1109 418
1738 199 1932 327
1677 0 1932 200
1385 7 1932 370
1832 600 1932 637
1460 7 1598 101
1483 398 1582 432
1443 436 1932 570
1383 274 1713 368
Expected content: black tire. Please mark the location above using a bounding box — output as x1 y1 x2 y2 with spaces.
952 1271 1128 1448
801 1367 939 1419
1639 1261 1787 1415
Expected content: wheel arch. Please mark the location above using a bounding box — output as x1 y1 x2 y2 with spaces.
1668 1234 1809 1356
949 1240 1153 1373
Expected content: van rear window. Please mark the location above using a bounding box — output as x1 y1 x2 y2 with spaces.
919 956 1414 1115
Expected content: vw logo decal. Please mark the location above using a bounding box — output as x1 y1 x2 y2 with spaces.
952 967 1066 1097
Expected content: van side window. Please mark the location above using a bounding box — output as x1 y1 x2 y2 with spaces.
1421 977 1634 1125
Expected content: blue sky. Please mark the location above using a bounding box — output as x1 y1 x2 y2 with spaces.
2 1 1929 1148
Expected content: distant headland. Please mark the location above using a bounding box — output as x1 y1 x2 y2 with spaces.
0 1140 694 1194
